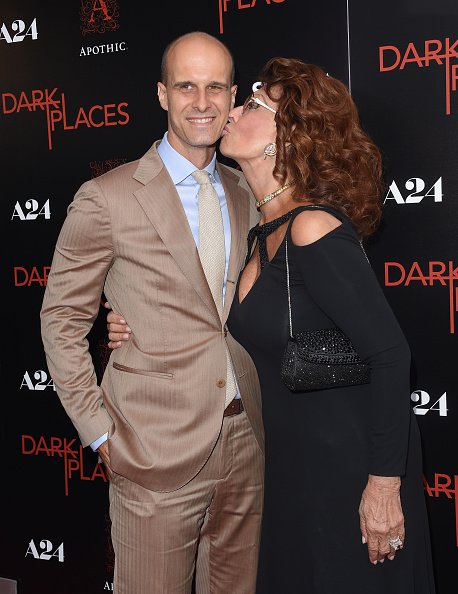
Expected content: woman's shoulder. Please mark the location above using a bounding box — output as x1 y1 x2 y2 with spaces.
290 205 344 246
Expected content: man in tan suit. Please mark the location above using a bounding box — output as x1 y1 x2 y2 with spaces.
41 32 263 594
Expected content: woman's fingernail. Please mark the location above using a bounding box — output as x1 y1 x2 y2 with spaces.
120 319 126 324
388 555 395 561
379 558 385 563
126 326 131 332
372 560 377 565
362 536 366 544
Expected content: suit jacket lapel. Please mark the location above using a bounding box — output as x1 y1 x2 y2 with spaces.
133 144 218 318
217 163 251 322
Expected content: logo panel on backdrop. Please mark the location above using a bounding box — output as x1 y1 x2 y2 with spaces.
21 434 109 496
25 539 64 562
379 38 458 115
20 370 56 392
79 0 128 57
384 178 443 204
385 261 458 334
411 389 448 417
11 199 51 221
0 18 37 43
217 0 287 34
424 473 458 547
80 0 120 35
89 158 128 178
13 266 50 287
1 89 129 150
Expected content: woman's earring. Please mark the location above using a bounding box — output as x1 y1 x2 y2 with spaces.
263 143 277 159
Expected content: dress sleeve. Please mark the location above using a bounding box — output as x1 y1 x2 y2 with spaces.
289 222 412 476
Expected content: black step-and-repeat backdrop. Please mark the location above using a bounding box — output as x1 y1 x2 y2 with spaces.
1 1 456 592
349 3 458 592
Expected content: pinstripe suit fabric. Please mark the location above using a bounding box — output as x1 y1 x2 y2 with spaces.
41 141 264 593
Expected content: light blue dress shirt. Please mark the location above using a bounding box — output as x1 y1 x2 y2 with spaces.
157 132 232 299
91 133 239 452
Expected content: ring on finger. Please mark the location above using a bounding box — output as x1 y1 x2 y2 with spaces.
388 536 403 550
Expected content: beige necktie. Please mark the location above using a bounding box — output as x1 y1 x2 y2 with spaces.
192 170 237 408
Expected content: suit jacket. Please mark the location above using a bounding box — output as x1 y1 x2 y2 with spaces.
41 141 263 492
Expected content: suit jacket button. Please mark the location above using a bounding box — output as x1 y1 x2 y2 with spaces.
217 379 226 388
223 327 228 337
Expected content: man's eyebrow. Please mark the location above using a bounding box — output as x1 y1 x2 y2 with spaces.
172 80 230 89
207 81 230 88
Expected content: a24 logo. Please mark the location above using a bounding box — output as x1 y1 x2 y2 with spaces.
411 390 448 416
384 177 442 204
0 19 37 43
12 199 50 221
25 539 64 562
21 370 56 391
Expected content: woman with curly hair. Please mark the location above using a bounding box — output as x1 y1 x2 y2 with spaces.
219 57 435 593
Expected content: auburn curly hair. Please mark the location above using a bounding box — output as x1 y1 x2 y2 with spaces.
258 57 383 238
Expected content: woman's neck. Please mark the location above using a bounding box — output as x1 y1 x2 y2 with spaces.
240 164 299 223
258 191 300 223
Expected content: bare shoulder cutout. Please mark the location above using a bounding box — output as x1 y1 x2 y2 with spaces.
290 209 342 246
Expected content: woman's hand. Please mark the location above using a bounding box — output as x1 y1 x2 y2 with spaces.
102 301 131 349
359 475 404 564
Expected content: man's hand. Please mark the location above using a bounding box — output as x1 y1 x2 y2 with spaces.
97 441 113 479
102 301 131 349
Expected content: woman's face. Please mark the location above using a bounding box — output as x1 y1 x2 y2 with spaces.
219 90 278 164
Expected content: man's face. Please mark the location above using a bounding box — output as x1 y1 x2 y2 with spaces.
157 35 236 162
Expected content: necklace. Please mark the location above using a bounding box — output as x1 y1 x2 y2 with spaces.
255 182 294 210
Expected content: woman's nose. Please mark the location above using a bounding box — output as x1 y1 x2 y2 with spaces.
228 105 243 122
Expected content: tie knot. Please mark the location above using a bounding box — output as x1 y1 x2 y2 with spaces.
192 170 211 186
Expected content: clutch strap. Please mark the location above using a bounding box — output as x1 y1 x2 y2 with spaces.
285 235 294 338
284 205 371 339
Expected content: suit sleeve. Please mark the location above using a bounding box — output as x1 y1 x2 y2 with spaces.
40 179 114 447
289 224 412 476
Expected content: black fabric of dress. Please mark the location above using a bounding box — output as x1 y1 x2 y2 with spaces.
227 205 436 594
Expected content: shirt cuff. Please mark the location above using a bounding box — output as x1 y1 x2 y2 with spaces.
90 433 108 451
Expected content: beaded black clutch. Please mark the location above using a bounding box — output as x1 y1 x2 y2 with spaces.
280 237 371 392
280 327 371 392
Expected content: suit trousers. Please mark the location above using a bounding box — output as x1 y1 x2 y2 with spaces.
109 411 264 594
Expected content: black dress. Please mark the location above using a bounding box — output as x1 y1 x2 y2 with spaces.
227 205 436 594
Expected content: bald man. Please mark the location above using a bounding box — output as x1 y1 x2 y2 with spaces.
41 32 263 594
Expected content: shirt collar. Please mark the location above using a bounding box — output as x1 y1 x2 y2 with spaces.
157 132 218 185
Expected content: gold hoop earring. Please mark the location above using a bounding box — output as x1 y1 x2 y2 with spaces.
263 143 277 159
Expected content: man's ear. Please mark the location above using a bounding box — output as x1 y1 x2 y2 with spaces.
230 84 237 109
157 82 168 111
